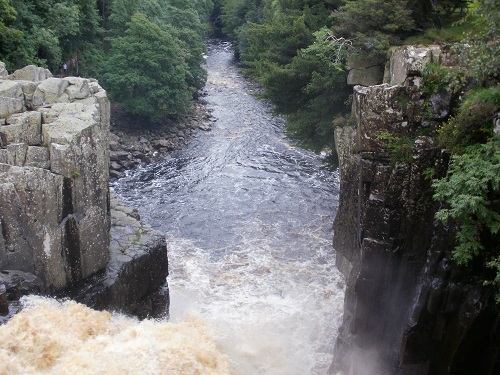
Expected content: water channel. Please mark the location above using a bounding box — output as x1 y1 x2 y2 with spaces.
113 41 345 374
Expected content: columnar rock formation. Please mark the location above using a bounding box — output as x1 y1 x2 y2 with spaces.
331 46 499 374
0 65 110 291
0 64 168 320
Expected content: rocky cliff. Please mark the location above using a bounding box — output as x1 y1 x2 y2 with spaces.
0 63 168 320
330 46 499 374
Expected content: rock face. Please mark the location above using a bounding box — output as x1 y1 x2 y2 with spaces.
0 64 168 321
330 46 499 374
69 193 169 319
0 66 110 291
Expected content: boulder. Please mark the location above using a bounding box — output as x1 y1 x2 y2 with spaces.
25 146 50 168
347 65 384 86
65 77 91 101
0 97 24 118
32 78 70 106
9 65 52 82
389 45 441 86
0 111 42 146
0 80 23 99
0 62 7 78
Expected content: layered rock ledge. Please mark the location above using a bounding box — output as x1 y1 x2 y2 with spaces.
0 64 168 322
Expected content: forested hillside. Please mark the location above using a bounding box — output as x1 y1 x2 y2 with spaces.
217 0 499 296
217 0 483 150
0 0 214 122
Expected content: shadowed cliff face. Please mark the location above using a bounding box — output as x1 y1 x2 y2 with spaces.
330 46 499 375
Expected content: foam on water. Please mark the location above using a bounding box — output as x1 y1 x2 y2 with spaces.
0 296 232 375
166 234 345 375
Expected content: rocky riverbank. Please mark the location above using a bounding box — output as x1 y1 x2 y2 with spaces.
108 94 216 180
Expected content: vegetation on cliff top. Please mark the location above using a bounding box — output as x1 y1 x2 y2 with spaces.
217 0 478 150
0 0 213 124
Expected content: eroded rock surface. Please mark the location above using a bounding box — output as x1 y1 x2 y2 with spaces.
331 46 499 375
0 63 168 321
69 193 169 319
1 66 110 291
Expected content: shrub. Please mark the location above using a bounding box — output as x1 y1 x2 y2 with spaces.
438 86 500 154
433 135 500 293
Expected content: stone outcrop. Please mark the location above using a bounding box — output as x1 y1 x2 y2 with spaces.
347 53 384 87
0 67 110 291
330 46 499 374
108 100 215 180
68 192 169 319
0 64 169 321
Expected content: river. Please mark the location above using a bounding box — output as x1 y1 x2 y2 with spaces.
112 40 345 374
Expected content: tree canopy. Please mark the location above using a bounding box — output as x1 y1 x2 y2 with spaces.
0 0 213 124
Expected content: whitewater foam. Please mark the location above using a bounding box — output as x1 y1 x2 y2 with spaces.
0 296 232 375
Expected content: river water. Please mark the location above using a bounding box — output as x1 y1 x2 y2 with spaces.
113 41 345 374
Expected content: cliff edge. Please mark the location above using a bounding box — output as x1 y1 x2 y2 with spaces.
0 64 168 321
330 46 499 374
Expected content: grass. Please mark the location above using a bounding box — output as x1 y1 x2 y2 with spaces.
404 7 480 45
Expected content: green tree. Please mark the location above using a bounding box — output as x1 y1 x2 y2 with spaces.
431 0 500 297
102 13 193 122
332 0 414 63
0 0 23 69
222 0 348 149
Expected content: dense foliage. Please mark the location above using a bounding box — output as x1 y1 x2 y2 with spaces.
218 0 473 150
430 0 499 295
0 0 213 123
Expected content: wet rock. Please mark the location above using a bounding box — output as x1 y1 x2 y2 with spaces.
331 45 499 375
0 284 8 315
69 193 168 319
109 140 122 151
110 169 125 180
110 150 131 162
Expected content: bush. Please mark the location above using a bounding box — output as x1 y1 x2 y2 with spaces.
433 135 500 293
438 86 500 153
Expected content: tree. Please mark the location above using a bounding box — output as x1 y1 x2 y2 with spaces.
102 13 193 122
0 0 23 69
332 0 414 63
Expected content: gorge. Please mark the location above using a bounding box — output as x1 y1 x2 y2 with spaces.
1 40 499 374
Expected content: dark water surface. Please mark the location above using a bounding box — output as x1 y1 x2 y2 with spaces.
113 41 345 374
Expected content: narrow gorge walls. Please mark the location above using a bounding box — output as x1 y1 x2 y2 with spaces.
331 46 499 374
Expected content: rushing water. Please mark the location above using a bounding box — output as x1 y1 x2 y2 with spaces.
111 40 345 374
